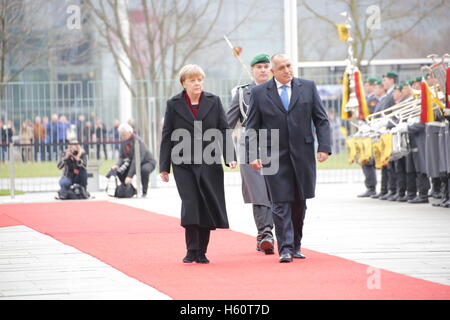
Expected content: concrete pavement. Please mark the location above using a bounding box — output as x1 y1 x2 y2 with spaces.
1 180 449 299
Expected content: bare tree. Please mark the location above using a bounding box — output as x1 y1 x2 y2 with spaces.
299 0 449 68
84 0 256 152
0 0 90 84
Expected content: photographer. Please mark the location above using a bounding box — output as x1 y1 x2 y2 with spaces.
108 123 156 197
57 140 88 191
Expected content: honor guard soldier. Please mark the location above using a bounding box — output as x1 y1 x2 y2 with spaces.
227 53 275 254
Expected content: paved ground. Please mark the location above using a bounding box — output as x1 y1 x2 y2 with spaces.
1 180 449 299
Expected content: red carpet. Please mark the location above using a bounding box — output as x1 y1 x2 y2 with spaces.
1 201 449 300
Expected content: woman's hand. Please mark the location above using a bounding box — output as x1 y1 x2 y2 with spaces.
160 171 169 182
316 152 329 163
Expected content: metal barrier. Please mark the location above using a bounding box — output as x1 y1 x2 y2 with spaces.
0 78 366 197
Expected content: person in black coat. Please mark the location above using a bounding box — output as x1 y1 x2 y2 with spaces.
159 64 237 264
111 123 156 197
245 53 331 263
57 141 88 191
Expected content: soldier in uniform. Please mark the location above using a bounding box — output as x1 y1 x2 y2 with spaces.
377 72 399 201
227 53 275 254
358 78 379 198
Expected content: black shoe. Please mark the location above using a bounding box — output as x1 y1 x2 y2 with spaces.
408 196 429 204
431 191 442 199
141 192 147 198
380 191 395 200
441 200 450 208
183 250 197 263
357 189 377 198
397 194 410 202
279 253 293 263
371 192 386 199
387 193 399 201
259 236 274 254
432 197 449 207
293 251 306 259
196 254 210 264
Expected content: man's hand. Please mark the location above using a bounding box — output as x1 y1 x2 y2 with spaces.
125 177 133 184
250 159 263 170
111 165 119 171
228 161 237 169
316 152 329 163
160 171 169 182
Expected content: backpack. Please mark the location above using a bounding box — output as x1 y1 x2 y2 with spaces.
57 183 90 200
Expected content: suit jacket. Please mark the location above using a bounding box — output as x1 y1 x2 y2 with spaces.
245 77 331 201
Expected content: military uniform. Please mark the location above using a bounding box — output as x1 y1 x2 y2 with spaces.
226 54 274 253
358 78 379 198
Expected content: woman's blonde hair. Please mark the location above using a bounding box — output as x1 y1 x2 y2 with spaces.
69 140 84 155
178 64 205 85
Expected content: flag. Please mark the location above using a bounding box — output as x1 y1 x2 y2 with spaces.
420 81 434 123
354 71 369 120
341 72 351 120
337 24 349 41
447 67 450 109
232 47 242 57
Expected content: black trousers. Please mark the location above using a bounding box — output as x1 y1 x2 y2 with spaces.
395 158 407 196
271 184 306 256
185 225 211 254
362 160 376 191
417 173 431 196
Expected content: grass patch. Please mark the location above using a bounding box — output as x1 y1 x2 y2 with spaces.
0 159 117 178
0 189 25 196
317 151 360 170
0 151 358 179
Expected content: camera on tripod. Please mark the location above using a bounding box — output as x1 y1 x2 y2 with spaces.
105 158 130 178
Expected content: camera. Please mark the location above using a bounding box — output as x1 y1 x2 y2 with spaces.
105 158 130 178
70 148 78 156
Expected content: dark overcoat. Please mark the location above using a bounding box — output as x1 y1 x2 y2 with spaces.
245 77 331 202
159 91 236 229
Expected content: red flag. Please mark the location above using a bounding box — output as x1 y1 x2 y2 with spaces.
446 67 450 109
420 81 434 123
354 71 369 120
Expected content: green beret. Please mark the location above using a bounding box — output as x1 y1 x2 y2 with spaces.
408 80 415 85
368 77 378 84
376 80 382 85
383 72 398 79
415 76 422 82
250 53 270 66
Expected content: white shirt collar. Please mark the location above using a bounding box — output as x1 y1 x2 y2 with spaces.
274 78 291 89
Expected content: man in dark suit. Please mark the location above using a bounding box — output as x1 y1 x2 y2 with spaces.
245 53 331 263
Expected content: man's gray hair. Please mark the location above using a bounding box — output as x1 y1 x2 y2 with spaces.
118 123 134 134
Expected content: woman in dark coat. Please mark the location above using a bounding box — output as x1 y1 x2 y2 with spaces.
159 64 237 264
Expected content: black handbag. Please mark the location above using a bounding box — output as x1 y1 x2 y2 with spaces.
115 183 137 198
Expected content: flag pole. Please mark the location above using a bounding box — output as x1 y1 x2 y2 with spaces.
223 35 254 81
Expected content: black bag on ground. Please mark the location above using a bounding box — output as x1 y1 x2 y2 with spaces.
106 176 137 198
57 184 90 200
114 183 137 198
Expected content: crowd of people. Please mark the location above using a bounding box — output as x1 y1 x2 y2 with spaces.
0 114 123 162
